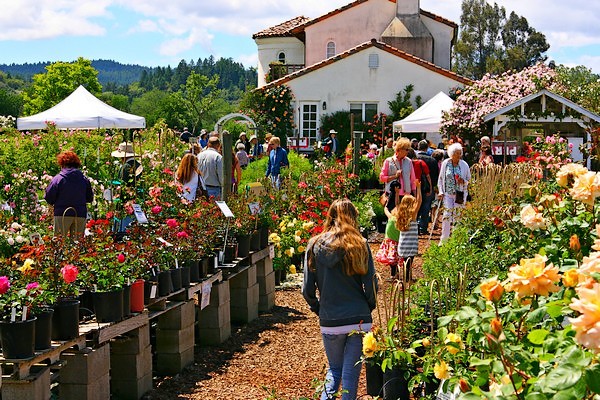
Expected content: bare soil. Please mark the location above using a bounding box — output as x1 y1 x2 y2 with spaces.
145 227 439 400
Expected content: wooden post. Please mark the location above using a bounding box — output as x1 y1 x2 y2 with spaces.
222 130 232 201
351 114 358 176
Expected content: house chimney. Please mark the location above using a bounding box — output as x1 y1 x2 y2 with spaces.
397 0 419 16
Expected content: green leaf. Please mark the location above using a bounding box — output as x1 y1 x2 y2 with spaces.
585 364 600 394
525 393 547 400
438 315 454 327
546 365 581 391
528 329 550 345
469 357 492 367
562 347 589 367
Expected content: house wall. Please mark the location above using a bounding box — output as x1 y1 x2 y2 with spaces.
304 0 397 66
256 37 305 88
421 15 455 70
286 46 464 139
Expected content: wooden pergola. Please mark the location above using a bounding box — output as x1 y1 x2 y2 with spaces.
483 89 600 164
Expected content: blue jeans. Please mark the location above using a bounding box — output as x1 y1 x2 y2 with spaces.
321 333 363 400
418 191 435 233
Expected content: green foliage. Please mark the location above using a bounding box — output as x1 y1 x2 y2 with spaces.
320 111 352 151
169 72 223 132
388 84 422 121
454 0 549 79
238 150 312 189
555 64 600 115
22 57 102 115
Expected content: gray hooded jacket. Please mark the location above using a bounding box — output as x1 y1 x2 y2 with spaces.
302 232 378 327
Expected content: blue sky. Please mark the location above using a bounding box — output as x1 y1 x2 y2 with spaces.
0 0 599 74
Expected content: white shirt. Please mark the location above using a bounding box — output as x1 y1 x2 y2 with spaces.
180 171 199 202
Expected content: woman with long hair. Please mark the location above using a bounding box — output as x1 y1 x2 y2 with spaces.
303 199 378 400
176 153 205 202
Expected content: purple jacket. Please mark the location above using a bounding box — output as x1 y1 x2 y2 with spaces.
44 168 93 217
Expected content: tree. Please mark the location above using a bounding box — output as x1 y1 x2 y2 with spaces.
22 57 102 115
454 0 549 80
555 65 600 115
170 72 222 132
388 84 422 121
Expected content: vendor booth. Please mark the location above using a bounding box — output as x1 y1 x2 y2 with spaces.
392 91 454 145
17 85 146 130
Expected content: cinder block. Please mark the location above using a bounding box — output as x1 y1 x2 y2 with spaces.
231 303 259 324
60 373 109 400
230 283 259 307
110 345 152 380
60 345 110 385
111 324 150 355
157 300 195 330
111 372 153 399
2 367 50 400
156 325 195 354
156 347 194 376
196 301 230 329
259 291 275 312
228 265 257 289
209 280 230 306
257 272 275 296
197 322 231 346
256 258 274 277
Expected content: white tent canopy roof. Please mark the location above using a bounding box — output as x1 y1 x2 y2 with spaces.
17 85 146 130
393 91 454 133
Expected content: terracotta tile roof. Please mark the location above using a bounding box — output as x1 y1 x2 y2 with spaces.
419 9 458 29
252 16 311 39
260 39 472 90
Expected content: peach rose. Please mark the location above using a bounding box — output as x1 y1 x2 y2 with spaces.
520 205 546 230
570 171 600 206
569 283 600 352
556 163 588 188
480 277 504 303
506 254 560 298
562 269 581 288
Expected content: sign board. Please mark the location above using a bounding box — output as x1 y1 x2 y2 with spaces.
287 137 309 149
199 282 212 310
215 201 234 218
132 204 148 224
248 202 261 215
492 141 518 156
436 380 459 400
246 182 266 198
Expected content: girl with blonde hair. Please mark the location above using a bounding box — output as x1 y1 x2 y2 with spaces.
303 199 378 400
394 180 422 281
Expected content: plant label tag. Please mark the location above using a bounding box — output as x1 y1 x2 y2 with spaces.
103 188 113 201
132 204 148 224
151 268 156 277
175 258 179 269
21 306 28 321
248 202 261 215
1 202 12 212
150 285 157 299
269 245 275 259
218 251 224 265
11 307 16 322
157 237 173 247
436 380 459 400
199 282 212 310
215 201 234 218
94 284 98 292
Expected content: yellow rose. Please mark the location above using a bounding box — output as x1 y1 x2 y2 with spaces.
284 247 295 257
480 277 504 303
569 234 581 252
506 254 561 298
289 264 297 274
294 235 302 242
295 230 303 237
562 269 580 288
303 221 314 231
297 245 306 253
422 337 431 347
17 258 35 273
362 332 378 357
445 332 463 354
434 361 450 380
570 283 600 352
520 204 546 230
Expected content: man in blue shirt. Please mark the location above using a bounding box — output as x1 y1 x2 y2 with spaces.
265 136 289 189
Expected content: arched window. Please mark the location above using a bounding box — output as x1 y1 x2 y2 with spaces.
278 51 286 64
326 42 336 58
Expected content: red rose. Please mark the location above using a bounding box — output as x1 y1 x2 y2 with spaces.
177 231 189 239
151 205 162 214
117 253 126 263
61 264 79 284
0 276 10 294
166 219 179 228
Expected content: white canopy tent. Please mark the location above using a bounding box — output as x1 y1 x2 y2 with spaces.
392 91 454 144
17 85 146 130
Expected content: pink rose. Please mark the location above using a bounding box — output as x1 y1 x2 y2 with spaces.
0 276 10 294
117 253 126 263
166 219 179 228
26 282 39 291
177 231 189 239
61 264 79 284
151 205 162 214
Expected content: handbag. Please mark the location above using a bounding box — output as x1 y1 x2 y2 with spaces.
196 174 209 200
455 190 465 205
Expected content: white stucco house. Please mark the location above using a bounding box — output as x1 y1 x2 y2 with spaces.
252 0 471 149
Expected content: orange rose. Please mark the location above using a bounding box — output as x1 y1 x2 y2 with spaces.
562 269 580 288
506 254 561 298
480 277 504 303
490 318 503 337
569 234 581 252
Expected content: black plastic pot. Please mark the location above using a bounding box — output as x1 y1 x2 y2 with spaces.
0 317 37 359
34 308 53 350
52 299 80 340
92 288 124 323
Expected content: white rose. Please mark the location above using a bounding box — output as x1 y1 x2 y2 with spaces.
15 235 24 244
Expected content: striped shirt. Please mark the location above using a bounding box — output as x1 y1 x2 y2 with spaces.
398 221 419 257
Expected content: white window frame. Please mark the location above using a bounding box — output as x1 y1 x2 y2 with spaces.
277 51 286 64
299 102 319 147
326 41 336 58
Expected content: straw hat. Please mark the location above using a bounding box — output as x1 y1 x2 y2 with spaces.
111 142 138 158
